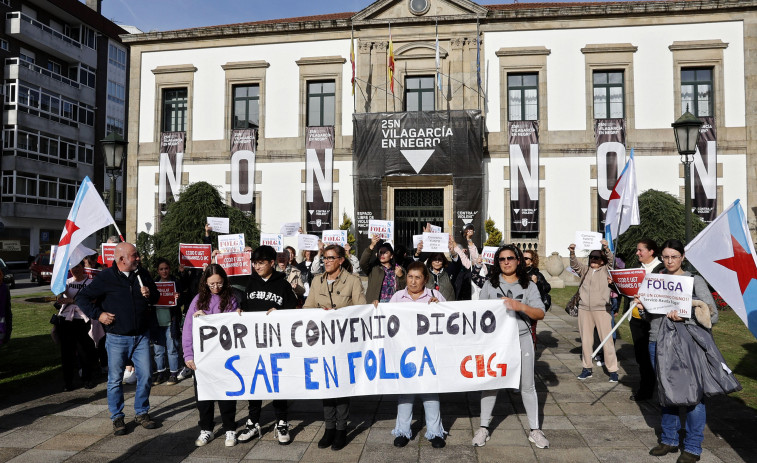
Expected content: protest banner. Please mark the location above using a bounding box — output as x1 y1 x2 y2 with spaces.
193 300 521 400
298 234 320 251
609 269 647 297
260 234 284 252
422 233 449 253
84 267 101 279
101 243 117 267
217 252 252 276
218 234 245 254
280 222 300 237
575 231 603 250
322 230 347 246
368 220 394 245
636 273 693 318
481 246 498 266
179 243 212 269
155 281 177 306
207 217 229 234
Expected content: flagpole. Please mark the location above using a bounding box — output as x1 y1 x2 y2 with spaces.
351 23 356 114
476 17 481 112
592 302 635 358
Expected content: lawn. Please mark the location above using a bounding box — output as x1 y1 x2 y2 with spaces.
550 286 757 410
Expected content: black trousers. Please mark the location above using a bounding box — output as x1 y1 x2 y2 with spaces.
58 318 97 387
630 316 656 397
248 399 287 424
323 398 350 430
194 376 236 432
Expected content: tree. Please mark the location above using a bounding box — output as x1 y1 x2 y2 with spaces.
338 212 357 253
484 218 503 247
615 189 706 267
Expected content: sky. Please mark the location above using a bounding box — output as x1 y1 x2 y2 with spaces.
98 0 640 33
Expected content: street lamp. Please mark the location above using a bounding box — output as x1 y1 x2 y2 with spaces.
100 132 127 238
671 107 703 243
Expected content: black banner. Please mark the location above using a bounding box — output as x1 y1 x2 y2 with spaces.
159 131 185 204
595 119 626 232
353 110 483 252
305 126 334 233
230 129 256 213
693 116 717 223
509 121 539 233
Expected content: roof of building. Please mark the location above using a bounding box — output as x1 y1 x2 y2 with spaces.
49 0 128 40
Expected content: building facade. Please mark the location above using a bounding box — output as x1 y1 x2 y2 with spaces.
0 0 128 265
123 0 755 258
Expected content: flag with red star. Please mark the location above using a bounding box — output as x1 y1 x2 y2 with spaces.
51 176 115 295
685 199 757 340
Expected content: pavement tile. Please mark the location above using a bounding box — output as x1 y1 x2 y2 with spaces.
0 430 56 449
474 445 538 463
540 415 575 430
536 429 586 448
443 415 471 430
593 447 665 463
5 449 76 463
24 415 85 433
66 417 119 436
577 427 646 448
709 447 754 463
0 448 25 463
183 458 241 463
34 432 104 452
241 440 308 461
531 447 600 463
617 414 658 430
560 403 612 417
357 443 419 462
300 440 364 462
54 404 108 418
418 444 475 462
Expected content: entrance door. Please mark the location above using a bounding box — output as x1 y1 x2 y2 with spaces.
393 189 444 250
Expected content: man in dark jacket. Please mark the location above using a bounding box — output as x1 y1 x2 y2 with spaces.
76 242 159 436
237 245 298 445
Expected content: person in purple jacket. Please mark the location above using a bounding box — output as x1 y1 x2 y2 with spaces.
183 264 240 448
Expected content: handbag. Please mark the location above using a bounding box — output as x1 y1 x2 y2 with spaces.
564 270 588 317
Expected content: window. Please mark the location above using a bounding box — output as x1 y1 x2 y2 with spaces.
681 68 713 117
108 80 125 105
78 64 96 88
108 44 126 70
162 88 187 132
0 39 8 51
19 50 34 65
47 60 62 75
307 81 335 127
593 71 624 119
81 26 96 50
232 84 259 129
106 116 124 136
508 73 538 121
405 76 435 112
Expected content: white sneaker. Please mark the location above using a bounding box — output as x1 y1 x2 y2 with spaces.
274 420 291 445
472 427 490 447
195 430 213 447
225 430 237 447
122 369 137 385
237 419 262 442
528 429 549 449
177 367 193 381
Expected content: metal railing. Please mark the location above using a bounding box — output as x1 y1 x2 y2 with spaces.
6 12 81 49
5 58 79 89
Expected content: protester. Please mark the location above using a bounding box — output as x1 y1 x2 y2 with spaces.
151 258 182 386
237 246 298 445
303 244 366 451
0 268 11 347
297 248 322 286
76 242 159 436
360 236 406 303
388 262 446 449
343 242 361 274
276 250 305 303
448 224 479 300
472 244 549 449
285 246 298 266
183 264 240 447
569 240 619 382
424 252 455 302
523 250 550 344
635 239 717 463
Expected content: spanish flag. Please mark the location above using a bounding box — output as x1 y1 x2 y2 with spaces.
388 24 395 94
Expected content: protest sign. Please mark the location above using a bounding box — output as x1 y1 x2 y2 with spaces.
280 222 300 237
260 234 284 252
422 233 449 253
179 243 212 268
207 217 229 234
101 243 117 268
481 246 498 265
298 234 320 251
322 230 347 246
217 252 252 276
609 269 647 297
575 231 603 250
412 235 423 249
218 234 245 254
428 223 441 233
193 300 521 400
368 220 394 245
84 267 101 279
155 281 177 306
636 273 693 318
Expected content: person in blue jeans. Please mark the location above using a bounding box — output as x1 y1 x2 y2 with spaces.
76 242 160 436
151 258 182 385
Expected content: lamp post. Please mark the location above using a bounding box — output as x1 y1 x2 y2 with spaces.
671 108 703 243
100 132 127 239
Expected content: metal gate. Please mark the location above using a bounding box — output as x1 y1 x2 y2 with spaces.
394 189 444 250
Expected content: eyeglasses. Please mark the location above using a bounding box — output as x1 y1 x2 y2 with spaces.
498 256 517 262
207 282 224 288
661 255 682 261
323 255 341 262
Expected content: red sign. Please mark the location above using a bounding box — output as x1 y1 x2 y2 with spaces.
217 252 252 276
155 281 177 306
609 268 647 297
179 243 212 269
84 267 101 280
101 243 117 267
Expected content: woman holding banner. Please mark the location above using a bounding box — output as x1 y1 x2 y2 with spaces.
388 261 447 449
635 239 717 463
151 258 182 386
472 244 549 449
304 244 366 451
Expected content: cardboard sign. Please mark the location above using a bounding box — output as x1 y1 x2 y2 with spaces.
322 230 347 246
422 232 449 253
218 234 245 254
412 234 423 249
280 222 300 237
101 243 117 268
155 281 177 306
636 273 693 318
206 217 229 234
83 267 101 279
298 234 320 251
368 219 394 245
481 246 499 265
575 231 603 251
217 252 252 276
260 233 284 252
179 243 212 269
609 268 647 297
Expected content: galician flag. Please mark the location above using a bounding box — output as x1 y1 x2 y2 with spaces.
50 176 115 295
685 200 757 340
604 148 640 251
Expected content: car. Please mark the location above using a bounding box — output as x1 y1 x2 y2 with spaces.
0 258 15 289
30 253 53 286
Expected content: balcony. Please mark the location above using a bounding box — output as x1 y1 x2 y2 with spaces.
4 108 94 143
5 12 97 67
5 58 95 104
